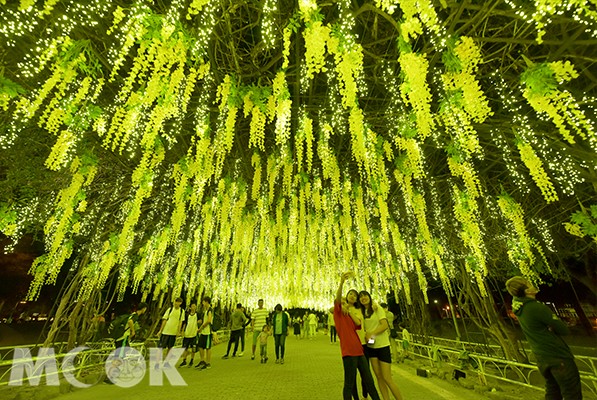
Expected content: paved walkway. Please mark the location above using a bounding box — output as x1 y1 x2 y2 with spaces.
56 332 492 400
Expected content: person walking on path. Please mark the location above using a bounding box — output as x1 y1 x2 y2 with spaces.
328 307 337 343
301 311 308 339
115 302 148 350
400 324 412 360
272 303 290 364
506 276 582 400
179 302 199 367
251 299 269 360
222 303 247 359
258 324 271 363
156 297 184 368
381 303 398 362
195 296 214 370
359 290 403 400
293 314 302 339
334 272 380 400
239 306 250 356
104 302 148 384
308 312 318 339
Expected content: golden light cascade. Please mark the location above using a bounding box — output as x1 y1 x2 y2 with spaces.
521 61 595 145
28 154 97 300
398 45 435 140
1 0 595 309
497 193 544 283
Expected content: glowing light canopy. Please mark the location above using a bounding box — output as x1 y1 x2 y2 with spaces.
0 0 595 310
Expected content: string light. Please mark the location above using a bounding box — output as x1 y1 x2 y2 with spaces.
0 0 594 307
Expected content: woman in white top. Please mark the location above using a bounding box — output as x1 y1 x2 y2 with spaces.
358 291 403 400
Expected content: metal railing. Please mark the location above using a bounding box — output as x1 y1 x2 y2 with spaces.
0 340 120 386
407 334 597 397
0 331 231 387
0 342 70 363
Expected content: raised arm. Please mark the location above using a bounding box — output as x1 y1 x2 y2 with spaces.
348 307 362 327
335 272 352 304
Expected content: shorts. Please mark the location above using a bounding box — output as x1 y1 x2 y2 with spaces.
159 334 176 349
182 336 198 350
253 330 261 346
197 333 212 350
366 345 392 363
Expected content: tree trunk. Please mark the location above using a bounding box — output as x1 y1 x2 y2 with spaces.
43 272 82 347
399 275 432 343
456 265 528 362
43 254 119 348
67 300 84 350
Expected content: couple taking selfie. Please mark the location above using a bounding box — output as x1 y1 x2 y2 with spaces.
334 271 404 400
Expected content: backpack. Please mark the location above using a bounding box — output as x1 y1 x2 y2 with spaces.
107 314 131 340
211 310 223 332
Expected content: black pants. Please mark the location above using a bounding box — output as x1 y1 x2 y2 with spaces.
330 326 337 342
352 345 370 399
225 330 242 356
342 355 380 400
537 357 582 400
274 333 287 359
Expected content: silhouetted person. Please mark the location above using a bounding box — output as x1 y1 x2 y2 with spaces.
506 276 582 400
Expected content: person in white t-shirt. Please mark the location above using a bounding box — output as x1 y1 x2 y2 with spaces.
250 299 269 360
359 291 403 400
157 297 184 368
307 312 318 339
179 302 199 367
328 307 337 343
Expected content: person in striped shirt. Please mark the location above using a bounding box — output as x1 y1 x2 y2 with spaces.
250 299 269 360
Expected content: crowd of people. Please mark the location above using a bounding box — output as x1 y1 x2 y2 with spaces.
105 273 581 400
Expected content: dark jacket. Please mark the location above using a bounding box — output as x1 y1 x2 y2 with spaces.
271 311 290 335
512 296 573 360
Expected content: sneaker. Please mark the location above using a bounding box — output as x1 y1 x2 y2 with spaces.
179 360 187 367
280 358 284 364
238 352 244 356
221 355 229 359
231 354 236 358
204 363 211 370
264 357 268 363
275 359 280 364
260 358 264 363
195 361 206 369
188 360 194 367
251 355 255 360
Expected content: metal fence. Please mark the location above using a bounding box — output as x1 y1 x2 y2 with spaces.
0 340 120 386
0 330 231 387
408 334 597 397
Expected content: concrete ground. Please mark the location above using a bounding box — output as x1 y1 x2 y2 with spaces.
55 331 497 400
